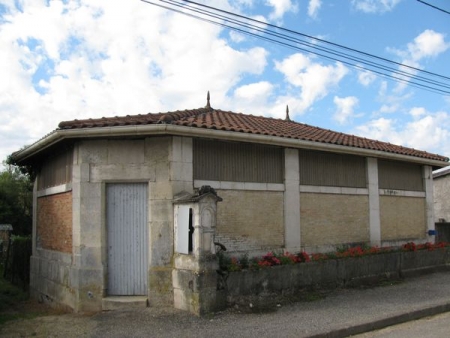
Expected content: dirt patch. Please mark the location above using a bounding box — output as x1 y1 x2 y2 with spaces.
0 298 94 338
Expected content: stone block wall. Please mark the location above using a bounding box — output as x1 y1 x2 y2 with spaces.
30 249 74 311
37 192 73 253
380 196 426 241
30 135 195 313
300 193 369 250
434 174 450 222
225 249 450 306
215 190 284 253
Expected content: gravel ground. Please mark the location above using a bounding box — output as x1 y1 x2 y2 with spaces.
2 272 450 338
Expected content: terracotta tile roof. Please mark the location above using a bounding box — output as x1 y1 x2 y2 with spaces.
58 107 448 162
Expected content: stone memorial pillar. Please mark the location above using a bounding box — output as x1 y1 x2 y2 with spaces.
172 186 224 315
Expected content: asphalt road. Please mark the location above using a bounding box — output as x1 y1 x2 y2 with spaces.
354 311 450 338
2 271 450 338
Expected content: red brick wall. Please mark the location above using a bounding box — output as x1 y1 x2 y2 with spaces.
37 192 73 253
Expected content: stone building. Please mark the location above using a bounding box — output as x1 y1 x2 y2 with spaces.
11 95 448 314
433 166 450 242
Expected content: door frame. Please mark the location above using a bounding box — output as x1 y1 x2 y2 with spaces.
104 182 149 296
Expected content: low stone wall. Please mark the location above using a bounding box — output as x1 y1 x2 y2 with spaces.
225 249 450 305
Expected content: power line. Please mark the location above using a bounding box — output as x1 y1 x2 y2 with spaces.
417 0 450 15
151 0 450 94
170 0 450 88
141 0 450 95
180 0 449 81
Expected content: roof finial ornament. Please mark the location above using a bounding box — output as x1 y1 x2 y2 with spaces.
285 105 291 121
205 91 211 109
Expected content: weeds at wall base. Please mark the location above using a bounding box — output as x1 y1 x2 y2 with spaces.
0 265 30 325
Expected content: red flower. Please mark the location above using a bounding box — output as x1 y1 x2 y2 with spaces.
296 251 310 263
403 242 417 252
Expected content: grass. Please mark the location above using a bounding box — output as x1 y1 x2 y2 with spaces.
0 265 68 328
0 265 34 325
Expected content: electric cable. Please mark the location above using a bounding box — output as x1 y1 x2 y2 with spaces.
417 0 450 15
140 0 450 95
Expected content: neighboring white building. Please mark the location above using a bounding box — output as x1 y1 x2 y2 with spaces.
433 166 450 222
433 166 450 242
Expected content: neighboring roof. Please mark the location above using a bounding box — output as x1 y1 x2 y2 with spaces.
433 166 450 179
58 105 448 163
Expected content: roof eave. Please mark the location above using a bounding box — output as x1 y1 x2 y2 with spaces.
12 124 448 167
433 166 450 178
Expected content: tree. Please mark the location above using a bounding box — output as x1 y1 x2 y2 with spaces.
0 161 33 236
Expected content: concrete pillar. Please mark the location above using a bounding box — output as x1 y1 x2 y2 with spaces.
284 148 301 252
147 137 174 306
71 159 105 313
149 136 194 307
32 177 37 256
423 165 435 242
367 158 381 246
171 136 194 194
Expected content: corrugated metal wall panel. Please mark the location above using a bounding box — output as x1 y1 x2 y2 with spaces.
299 150 367 188
378 160 423 191
194 139 283 183
106 183 148 296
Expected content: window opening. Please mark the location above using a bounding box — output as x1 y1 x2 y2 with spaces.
188 208 194 253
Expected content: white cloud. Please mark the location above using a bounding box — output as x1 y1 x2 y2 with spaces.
0 0 270 164
1 0 448 168
409 107 426 118
234 0 254 7
231 81 276 116
388 30 449 92
406 30 449 63
229 31 246 43
275 53 348 114
390 30 449 69
351 0 402 13
379 104 400 114
375 81 411 114
356 118 402 144
333 96 359 124
358 70 377 86
265 0 297 21
405 112 450 152
356 110 450 156
308 0 322 18
233 81 274 101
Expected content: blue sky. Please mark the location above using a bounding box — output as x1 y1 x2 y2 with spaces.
1 0 449 167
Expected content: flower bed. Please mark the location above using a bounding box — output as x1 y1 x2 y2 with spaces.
219 242 450 272
221 242 450 304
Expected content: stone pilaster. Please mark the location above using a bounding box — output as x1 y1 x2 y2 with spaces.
367 157 381 246
284 148 301 252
